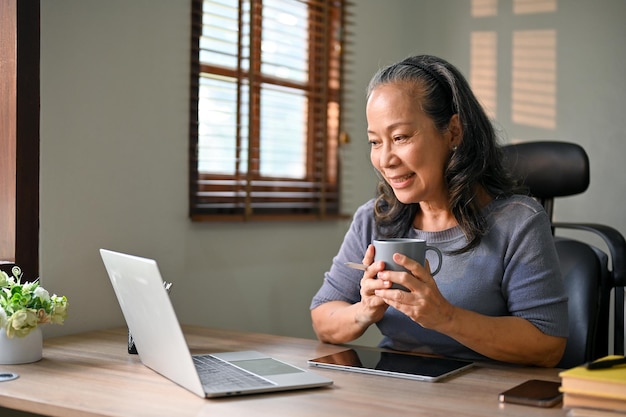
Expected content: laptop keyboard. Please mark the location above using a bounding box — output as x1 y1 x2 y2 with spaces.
193 355 275 391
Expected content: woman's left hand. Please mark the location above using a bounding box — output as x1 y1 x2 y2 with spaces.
374 253 455 331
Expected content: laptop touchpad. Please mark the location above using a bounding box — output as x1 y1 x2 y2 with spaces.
231 358 304 376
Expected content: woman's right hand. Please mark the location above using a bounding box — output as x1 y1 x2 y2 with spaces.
355 244 391 326
311 244 391 344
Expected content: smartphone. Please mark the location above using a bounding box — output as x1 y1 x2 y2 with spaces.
498 379 562 408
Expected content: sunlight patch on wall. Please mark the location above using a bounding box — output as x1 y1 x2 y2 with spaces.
472 0 498 17
470 31 498 119
511 29 556 129
513 0 557 14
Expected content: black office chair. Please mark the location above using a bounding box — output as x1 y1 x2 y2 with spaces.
502 141 625 368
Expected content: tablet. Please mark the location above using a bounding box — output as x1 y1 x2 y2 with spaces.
308 347 474 382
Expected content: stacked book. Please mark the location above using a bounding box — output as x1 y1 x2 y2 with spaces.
559 355 626 416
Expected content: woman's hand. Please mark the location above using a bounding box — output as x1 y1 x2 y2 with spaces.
310 244 392 344
373 253 455 331
355 244 392 327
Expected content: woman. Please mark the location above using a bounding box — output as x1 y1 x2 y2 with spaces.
310 55 568 367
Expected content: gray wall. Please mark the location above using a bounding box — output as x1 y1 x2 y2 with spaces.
39 0 626 351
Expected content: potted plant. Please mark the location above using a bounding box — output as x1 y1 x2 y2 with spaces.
0 265 68 364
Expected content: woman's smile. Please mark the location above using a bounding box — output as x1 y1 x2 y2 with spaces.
385 172 416 189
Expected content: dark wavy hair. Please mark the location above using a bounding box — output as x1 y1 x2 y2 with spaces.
367 55 521 254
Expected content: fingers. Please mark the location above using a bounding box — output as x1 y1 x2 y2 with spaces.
391 253 431 282
375 254 433 295
369 254 450 330
360 264 391 292
362 244 375 266
358 260 391 319
361 249 433 300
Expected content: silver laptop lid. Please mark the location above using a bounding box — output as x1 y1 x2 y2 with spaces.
101 249 333 398
100 249 206 397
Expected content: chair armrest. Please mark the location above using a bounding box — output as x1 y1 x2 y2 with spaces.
553 222 626 287
553 222 626 354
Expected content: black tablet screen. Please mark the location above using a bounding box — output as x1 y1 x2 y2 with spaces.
309 348 473 381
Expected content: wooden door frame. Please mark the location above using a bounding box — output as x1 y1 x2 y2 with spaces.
0 0 40 279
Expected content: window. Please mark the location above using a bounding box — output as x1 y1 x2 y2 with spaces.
189 0 348 221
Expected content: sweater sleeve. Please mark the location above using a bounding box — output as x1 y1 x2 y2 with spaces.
310 200 376 309
501 206 569 337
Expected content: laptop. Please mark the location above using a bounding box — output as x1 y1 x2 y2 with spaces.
100 249 333 398
308 347 473 382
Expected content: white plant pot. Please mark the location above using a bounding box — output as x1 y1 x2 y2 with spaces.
0 326 43 365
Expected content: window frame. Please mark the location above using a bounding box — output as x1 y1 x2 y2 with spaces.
189 0 348 221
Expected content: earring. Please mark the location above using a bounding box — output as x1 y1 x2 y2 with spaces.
452 146 458 152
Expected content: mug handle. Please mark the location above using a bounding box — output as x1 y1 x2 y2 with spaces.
425 246 443 276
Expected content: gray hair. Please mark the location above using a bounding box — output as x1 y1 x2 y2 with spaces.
368 55 519 254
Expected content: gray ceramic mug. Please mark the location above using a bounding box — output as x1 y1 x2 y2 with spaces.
373 238 443 277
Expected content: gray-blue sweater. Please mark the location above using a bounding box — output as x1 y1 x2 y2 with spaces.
311 195 568 362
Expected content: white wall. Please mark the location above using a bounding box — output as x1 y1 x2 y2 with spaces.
39 0 626 351
40 0 192 335
39 0 371 342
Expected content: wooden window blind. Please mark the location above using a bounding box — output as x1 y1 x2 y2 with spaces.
189 0 349 221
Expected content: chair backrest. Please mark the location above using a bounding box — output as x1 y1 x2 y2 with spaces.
502 141 589 220
502 141 623 368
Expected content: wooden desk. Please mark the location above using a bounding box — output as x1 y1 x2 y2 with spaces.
0 326 566 417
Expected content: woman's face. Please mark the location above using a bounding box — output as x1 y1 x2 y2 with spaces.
366 83 455 206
